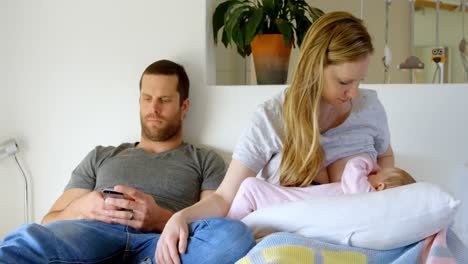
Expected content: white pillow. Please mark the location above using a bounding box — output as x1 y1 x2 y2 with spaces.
241 182 460 250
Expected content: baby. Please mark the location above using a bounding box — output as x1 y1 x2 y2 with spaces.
227 155 416 220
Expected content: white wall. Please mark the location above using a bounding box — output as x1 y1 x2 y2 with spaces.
0 0 26 239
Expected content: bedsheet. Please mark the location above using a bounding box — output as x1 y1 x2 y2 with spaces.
236 229 468 264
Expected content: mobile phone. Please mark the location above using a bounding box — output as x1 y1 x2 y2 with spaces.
102 189 125 199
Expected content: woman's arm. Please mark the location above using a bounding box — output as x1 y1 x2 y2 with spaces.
377 145 394 168
314 168 330 184
178 160 255 222
155 159 256 263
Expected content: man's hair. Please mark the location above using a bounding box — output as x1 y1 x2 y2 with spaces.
139 59 190 105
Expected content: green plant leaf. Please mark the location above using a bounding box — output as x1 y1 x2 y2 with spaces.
218 1 251 47
224 6 249 46
275 0 284 12
289 8 306 46
263 0 275 14
226 5 255 57
236 44 247 57
221 30 229 48
232 22 245 55
244 45 252 56
295 19 311 48
212 0 236 44
244 8 264 46
276 18 292 46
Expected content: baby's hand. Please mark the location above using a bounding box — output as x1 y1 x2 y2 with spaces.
349 155 374 173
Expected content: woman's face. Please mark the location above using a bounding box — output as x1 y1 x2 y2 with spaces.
322 54 371 106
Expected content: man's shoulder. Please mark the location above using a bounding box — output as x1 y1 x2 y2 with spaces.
180 142 220 156
180 143 225 163
93 142 135 158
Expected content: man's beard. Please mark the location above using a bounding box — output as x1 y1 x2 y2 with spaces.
140 114 181 142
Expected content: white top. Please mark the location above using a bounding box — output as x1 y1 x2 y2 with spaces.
232 88 390 184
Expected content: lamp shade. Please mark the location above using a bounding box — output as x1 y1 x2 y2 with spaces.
0 139 18 160
398 55 425 70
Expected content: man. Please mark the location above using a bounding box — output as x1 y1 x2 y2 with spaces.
0 60 255 263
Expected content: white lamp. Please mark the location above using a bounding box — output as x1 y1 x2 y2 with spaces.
0 139 33 223
0 139 18 159
398 0 424 83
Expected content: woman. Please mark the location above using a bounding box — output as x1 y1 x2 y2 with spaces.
156 11 394 263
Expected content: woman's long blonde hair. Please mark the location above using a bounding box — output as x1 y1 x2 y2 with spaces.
280 12 374 187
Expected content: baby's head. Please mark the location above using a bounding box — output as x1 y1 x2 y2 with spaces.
368 167 416 191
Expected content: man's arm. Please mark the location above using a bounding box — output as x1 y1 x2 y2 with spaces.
41 188 88 224
41 188 114 224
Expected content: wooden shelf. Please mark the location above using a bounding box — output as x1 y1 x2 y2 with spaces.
415 0 461 12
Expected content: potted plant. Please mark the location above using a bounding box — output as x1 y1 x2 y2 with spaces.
212 0 324 84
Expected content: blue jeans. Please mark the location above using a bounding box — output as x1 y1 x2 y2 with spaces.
0 218 255 264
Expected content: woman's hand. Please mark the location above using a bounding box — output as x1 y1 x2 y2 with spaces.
155 212 189 264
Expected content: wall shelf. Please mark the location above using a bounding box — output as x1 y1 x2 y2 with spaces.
415 0 464 12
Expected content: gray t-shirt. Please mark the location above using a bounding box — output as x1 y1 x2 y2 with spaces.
65 142 226 212
232 88 390 184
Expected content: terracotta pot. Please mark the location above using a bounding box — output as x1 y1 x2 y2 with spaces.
251 34 292 84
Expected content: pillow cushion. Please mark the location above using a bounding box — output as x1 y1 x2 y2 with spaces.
241 182 460 250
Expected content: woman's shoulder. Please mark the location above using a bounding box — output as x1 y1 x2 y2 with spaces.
249 89 287 127
242 89 286 141
258 89 286 114
355 88 379 103
352 88 384 112
344 88 387 126
358 88 377 96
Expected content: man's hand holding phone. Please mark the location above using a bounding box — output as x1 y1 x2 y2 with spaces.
102 189 134 210
101 188 135 222
102 189 126 200
102 185 172 232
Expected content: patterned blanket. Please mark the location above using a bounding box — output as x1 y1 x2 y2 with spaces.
237 229 468 264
